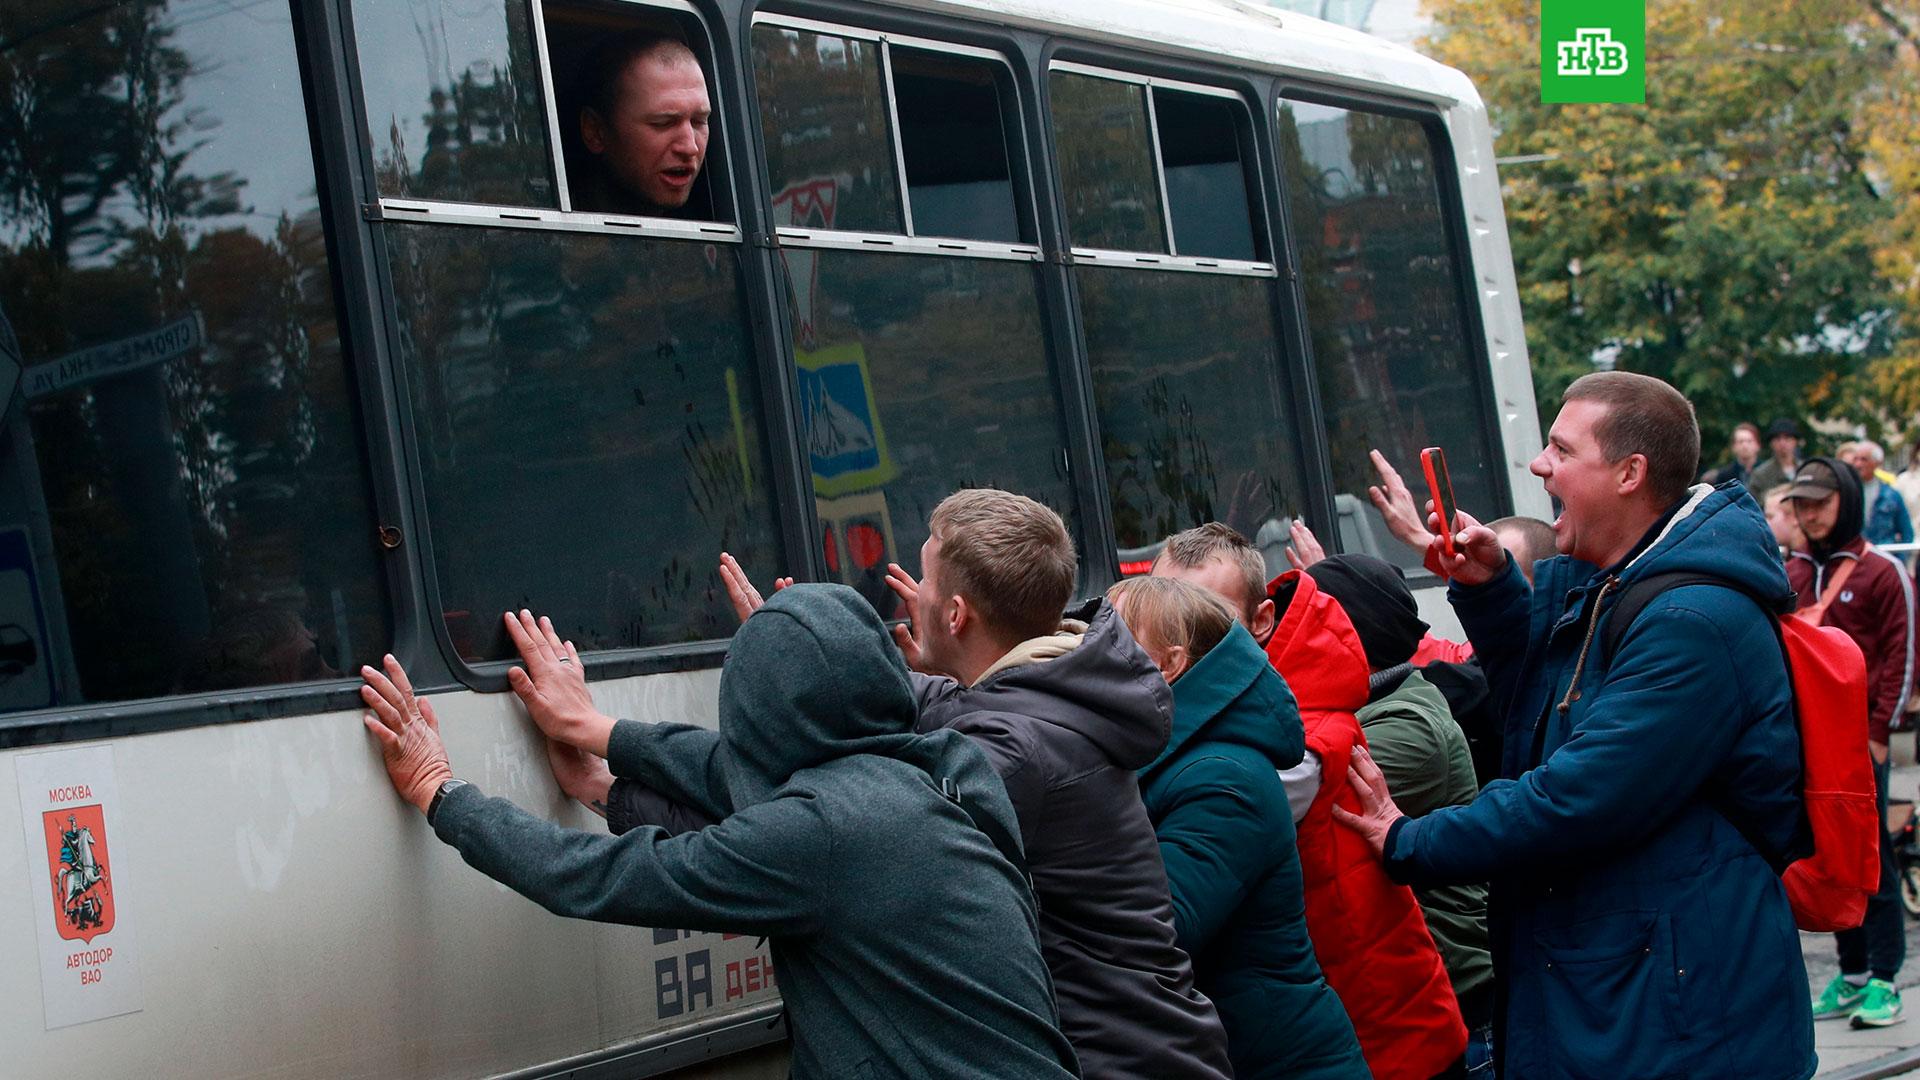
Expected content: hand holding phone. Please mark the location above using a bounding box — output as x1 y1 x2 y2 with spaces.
1420 447 1460 560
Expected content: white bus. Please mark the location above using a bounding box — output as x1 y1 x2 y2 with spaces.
0 0 1543 1074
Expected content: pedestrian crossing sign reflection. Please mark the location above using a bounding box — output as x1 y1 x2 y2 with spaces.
796 344 896 498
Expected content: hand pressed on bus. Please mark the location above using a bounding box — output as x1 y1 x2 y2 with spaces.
883 563 931 673
503 609 616 756
361 654 454 814
717 551 792 623
546 738 614 817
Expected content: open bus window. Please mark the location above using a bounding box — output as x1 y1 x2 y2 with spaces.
752 25 904 235
1278 97 1504 571
891 49 1023 243
352 0 557 207
540 2 725 221
1080 269 1312 577
0 0 391 709
1049 71 1168 253
1153 89 1259 261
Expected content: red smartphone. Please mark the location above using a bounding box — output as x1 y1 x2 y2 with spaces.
1421 447 1460 560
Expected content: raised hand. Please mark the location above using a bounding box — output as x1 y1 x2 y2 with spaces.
718 551 793 624
1284 519 1327 570
1329 744 1405 859
502 609 615 755
361 654 454 814
1367 449 1438 554
884 563 932 673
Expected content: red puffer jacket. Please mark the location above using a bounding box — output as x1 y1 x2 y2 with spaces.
1264 570 1467 1080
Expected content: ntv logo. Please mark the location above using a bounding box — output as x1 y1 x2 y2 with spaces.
1556 28 1631 77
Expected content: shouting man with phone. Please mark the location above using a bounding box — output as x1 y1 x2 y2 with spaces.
1333 371 1813 1079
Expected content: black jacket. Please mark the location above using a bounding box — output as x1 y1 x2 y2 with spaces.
911 599 1233 1080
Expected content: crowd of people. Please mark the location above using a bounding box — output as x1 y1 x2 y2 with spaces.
358 371 1920 1079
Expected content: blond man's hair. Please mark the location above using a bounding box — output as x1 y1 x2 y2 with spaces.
1107 576 1237 671
1154 522 1267 624
927 489 1077 642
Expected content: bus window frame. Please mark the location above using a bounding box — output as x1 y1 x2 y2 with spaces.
1045 61 1276 276
1271 80 1516 551
748 12 1043 258
529 0 743 225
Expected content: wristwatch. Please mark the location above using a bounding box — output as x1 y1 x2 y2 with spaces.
427 778 469 824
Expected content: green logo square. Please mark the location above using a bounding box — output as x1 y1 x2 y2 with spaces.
1540 0 1646 104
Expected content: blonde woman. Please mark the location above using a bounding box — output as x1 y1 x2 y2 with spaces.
1109 576 1367 1080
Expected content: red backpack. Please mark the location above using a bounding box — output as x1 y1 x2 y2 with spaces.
1602 569 1878 932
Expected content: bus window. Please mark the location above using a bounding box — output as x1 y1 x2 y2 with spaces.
752 25 903 235
1279 97 1503 571
386 226 783 661
0 0 391 708
1048 71 1168 254
352 0 557 208
1081 270 1312 576
891 49 1023 243
777 249 1083 611
538 2 726 221
1153 89 1259 262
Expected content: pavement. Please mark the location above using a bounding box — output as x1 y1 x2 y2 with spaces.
1809 751 1920 1078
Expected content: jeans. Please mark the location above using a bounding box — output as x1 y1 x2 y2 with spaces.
1836 754 1904 982
1464 1022 1495 1077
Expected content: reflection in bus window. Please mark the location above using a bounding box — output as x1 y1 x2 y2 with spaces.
1082 270 1311 575
1279 99 1502 570
353 0 556 207
1049 72 1166 254
540 5 721 221
892 49 1022 243
388 227 782 660
1153 90 1258 261
752 25 902 235
0 0 391 708
778 250 1081 610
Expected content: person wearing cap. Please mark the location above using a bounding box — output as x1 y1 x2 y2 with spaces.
1791 458 1918 1029
1748 417 1805 495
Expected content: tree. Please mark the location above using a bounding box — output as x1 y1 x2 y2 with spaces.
1424 0 1911 451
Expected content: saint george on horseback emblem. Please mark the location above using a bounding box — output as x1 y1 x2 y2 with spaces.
42 805 114 943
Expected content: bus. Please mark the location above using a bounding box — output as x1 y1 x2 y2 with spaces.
0 0 1544 1074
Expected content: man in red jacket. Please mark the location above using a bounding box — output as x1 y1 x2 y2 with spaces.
1791 457 1918 1028
1154 525 1467 1080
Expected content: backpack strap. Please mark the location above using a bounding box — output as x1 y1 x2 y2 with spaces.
1598 570 1796 875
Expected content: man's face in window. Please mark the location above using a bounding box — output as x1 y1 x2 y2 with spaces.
582 53 710 210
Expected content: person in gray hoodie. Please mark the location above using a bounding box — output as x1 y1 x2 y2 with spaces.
359 584 1080 1080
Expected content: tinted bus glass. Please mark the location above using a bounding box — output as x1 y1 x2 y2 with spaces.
1279 99 1502 569
1082 270 1310 571
354 0 557 207
752 25 902 234
1049 72 1167 253
1154 89 1258 261
779 248 1080 610
388 227 782 660
893 49 1021 243
0 0 391 706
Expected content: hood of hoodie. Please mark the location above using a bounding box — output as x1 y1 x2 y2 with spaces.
718 583 930 807
1607 481 1794 605
930 598 1172 771
1261 569 1371 714
1146 621 1305 776
1799 455 1865 559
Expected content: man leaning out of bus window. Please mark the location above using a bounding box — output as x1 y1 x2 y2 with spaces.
358 585 1080 1080
571 31 710 218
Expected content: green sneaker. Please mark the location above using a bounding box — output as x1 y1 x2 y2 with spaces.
1852 979 1906 1028
1814 974 1868 1020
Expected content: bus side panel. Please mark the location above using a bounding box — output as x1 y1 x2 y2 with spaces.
2 670 782 1079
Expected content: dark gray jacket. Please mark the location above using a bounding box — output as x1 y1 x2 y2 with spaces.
910 600 1233 1080
434 585 1079 1080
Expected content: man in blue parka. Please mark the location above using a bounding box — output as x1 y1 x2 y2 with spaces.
1335 372 1813 1079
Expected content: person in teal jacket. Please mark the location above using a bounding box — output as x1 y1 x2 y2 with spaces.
359 584 1079 1080
1110 576 1368 1080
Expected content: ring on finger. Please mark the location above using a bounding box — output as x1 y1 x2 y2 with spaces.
557 658 573 664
